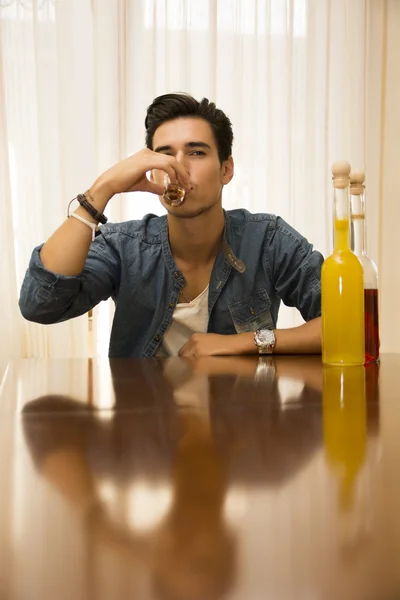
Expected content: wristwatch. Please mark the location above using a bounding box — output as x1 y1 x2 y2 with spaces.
254 328 276 355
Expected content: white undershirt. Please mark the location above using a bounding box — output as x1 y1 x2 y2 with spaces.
157 286 209 356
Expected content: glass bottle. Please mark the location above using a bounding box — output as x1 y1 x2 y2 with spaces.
350 171 380 363
321 161 365 365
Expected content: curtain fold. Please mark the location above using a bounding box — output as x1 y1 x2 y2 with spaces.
0 0 394 368
0 27 21 379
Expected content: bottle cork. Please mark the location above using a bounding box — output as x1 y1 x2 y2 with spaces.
332 161 351 189
350 171 365 196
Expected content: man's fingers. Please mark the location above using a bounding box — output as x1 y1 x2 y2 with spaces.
159 156 190 190
179 340 193 357
143 180 165 196
160 162 178 184
171 162 191 190
178 344 188 357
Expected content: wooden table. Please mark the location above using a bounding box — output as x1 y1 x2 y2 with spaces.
0 355 399 600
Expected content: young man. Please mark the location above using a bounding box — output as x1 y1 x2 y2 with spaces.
19 93 323 358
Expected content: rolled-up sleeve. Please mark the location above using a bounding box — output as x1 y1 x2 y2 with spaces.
19 232 120 324
264 217 324 321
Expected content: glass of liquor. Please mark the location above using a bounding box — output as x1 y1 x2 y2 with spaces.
350 171 380 363
321 161 365 366
163 174 186 207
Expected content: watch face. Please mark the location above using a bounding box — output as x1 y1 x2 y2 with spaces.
256 329 275 346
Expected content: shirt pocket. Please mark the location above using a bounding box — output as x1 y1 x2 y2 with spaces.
228 289 274 334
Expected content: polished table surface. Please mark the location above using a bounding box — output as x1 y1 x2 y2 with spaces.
0 355 399 600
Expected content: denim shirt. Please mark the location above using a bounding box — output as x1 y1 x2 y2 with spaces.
19 209 324 357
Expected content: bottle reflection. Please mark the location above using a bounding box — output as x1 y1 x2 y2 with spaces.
323 365 367 511
365 360 380 405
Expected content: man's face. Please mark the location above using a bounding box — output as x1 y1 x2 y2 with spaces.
151 117 233 219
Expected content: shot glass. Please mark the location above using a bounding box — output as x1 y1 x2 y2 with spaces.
163 174 186 207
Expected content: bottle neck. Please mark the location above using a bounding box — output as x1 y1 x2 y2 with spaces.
333 186 351 251
350 190 367 256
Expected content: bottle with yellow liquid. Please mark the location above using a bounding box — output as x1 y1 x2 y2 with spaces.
321 161 365 365
323 365 367 511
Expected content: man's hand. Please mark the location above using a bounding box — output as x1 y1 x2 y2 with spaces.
91 148 191 206
178 333 251 358
178 318 322 358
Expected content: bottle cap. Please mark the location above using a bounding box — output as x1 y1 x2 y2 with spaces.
332 161 351 189
350 170 365 195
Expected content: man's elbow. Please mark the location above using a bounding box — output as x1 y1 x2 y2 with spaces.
19 296 57 324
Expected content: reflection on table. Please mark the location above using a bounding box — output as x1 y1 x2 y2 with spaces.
0 355 398 600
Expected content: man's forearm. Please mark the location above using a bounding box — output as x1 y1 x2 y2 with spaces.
40 179 112 276
273 316 322 354
231 317 322 355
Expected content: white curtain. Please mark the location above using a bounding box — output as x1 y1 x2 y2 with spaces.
0 0 396 372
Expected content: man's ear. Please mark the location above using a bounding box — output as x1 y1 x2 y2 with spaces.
221 156 234 185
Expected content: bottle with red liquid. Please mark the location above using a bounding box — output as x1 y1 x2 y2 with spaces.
350 172 380 363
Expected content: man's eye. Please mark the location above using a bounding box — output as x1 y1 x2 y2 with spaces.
191 151 206 156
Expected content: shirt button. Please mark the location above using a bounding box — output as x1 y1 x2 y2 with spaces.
169 302 175 308
155 335 161 342
174 272 180 278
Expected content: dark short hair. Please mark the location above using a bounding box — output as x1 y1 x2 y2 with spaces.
145 92 234 163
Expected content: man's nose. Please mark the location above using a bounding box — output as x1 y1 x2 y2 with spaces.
175 150 190 177
176 150 188 166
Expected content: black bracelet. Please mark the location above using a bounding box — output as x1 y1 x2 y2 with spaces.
76 193 108 225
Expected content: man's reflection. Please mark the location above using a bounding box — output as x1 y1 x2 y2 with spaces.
21 355 326 599
152 402 234 599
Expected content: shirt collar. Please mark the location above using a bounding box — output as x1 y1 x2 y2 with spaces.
161 211 246 275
